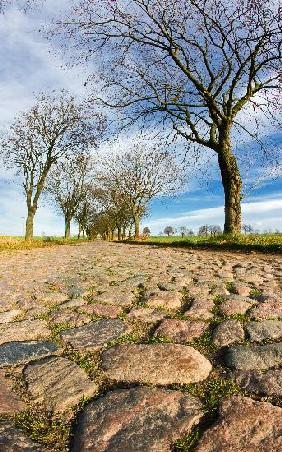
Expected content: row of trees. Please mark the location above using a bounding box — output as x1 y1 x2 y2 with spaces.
161 224 281 237
162 225 222 237
1 91 184 239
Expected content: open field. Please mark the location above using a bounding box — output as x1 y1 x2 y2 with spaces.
130 234 282 253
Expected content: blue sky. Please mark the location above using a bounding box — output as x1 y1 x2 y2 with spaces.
0 1 281 236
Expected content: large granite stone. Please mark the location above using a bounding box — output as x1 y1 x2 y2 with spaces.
0 371 26 415
101 344 212 384
250 297 282 320
23 357 98 413
0 421 43 451
73 387 203 452
219 295 254 316
234 369 282 397
94 292 135 308
154 319 207 343
0 320 50 345
183 298 214 320
49 309 91 328
61 320 131 352
127 307 166 324
0 341 58 367
224 342 282 370
147 291 183 310
196 396 282 451
79 304 123 319
246 320 282 342
213 320 245 347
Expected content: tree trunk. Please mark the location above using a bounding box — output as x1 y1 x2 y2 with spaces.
218 136 242 234
25 209 35 240
122 226 126 240
65 217 71 239
117 227 121 241
77 223 81 239
134 214 140 238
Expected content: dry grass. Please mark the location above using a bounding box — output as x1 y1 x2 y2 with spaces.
0 236 86 252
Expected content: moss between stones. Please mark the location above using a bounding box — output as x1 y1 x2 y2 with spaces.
14 408 71 451
171 375 242 451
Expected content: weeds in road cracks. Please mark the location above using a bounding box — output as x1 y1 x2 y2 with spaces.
14 408 71 452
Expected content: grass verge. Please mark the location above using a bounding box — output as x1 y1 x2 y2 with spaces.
0 236 89 252
120 233 282 253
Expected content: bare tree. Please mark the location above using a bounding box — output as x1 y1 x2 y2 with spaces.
143 226 151 237
164 226 175 236
242 224 254 234
198 225 209 236
179 225 188 237
46 153 93 239
2 91 102 239
97 134 184 238
56 0 282 234
208 224 222 236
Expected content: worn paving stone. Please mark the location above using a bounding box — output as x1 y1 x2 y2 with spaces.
49 309 91 328
23 357 98 413
79 303 123 319
61 319 131 352
73 387 203 452
233 369 282 397
246 320 282 342
94 291 135 308
230 282 251 297
224 342 282 370
36 291 68 306
0 310 22 324
0 421 44 451
183 298 214 320
196 395 282 452
59 298 87 309
101 344 212 384
0 341 58 367
250 297 282 320
213 320 245 347
127 307 166 324
0 371 26 415
219 295 254 316
154 319 207 343
147 291 183 310
0 320 50 345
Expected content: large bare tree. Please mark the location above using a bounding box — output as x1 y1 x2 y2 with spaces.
2 91 102 239
46 152 93 239
55 0 282 233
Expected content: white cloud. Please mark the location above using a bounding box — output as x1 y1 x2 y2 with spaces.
145 197 282 233
0 5 87 128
